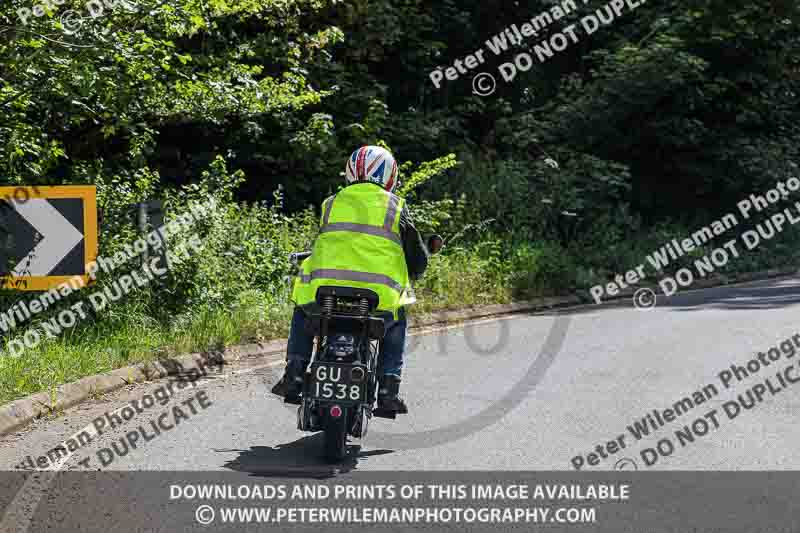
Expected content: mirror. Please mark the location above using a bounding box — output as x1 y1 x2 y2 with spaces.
427 234 443 254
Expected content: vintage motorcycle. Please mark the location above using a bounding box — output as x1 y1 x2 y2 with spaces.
287 235 442 462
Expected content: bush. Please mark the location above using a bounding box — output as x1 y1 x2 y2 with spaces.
507 241 578 298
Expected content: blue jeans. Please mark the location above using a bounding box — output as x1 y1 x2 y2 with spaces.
286 307 407 377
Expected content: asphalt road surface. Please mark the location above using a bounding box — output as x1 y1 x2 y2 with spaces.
2 275 800 475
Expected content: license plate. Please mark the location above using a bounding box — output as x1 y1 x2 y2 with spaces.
308 363 366 403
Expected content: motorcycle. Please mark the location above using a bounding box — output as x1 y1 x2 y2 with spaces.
287 235 442 462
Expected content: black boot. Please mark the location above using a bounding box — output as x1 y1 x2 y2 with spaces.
270 360 306 404
375 374 408 416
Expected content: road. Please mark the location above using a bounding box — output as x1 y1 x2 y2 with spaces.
2 275 800 474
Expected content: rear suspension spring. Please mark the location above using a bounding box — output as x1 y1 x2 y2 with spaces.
322 295 335 314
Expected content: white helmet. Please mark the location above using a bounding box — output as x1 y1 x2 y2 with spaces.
345 146 399 193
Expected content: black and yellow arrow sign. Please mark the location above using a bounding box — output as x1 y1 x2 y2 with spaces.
0 186 97 291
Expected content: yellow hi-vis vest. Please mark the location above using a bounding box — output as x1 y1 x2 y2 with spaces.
291 183 414 317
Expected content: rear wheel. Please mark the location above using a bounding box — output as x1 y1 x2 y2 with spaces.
323 416 347 462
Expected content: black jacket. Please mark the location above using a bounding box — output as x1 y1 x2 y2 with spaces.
398 206 429 281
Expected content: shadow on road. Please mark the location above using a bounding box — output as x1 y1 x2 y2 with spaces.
217 434 394 479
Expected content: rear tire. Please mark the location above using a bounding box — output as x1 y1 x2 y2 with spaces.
323 416 347 463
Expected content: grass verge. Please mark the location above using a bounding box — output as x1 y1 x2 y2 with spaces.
0 253 513 406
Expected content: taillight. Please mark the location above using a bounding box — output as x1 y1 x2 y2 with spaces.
330 405 343 418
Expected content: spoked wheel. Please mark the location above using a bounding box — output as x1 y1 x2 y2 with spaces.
323 416 348 463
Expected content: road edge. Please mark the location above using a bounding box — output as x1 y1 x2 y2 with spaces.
1 266 796 436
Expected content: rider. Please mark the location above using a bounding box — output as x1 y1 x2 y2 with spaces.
271 145 430 414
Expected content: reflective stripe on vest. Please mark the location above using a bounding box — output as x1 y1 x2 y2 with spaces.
321 196 335 224
298 269 403 292
383 194 400 230
318 222 401 245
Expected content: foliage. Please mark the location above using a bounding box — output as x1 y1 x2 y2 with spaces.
1 0 799 403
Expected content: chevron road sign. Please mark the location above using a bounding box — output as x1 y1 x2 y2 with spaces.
0 186 97 291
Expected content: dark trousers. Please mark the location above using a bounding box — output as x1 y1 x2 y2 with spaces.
286 307 408 377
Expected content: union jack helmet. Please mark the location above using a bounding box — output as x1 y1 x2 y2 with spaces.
345 146 399 193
